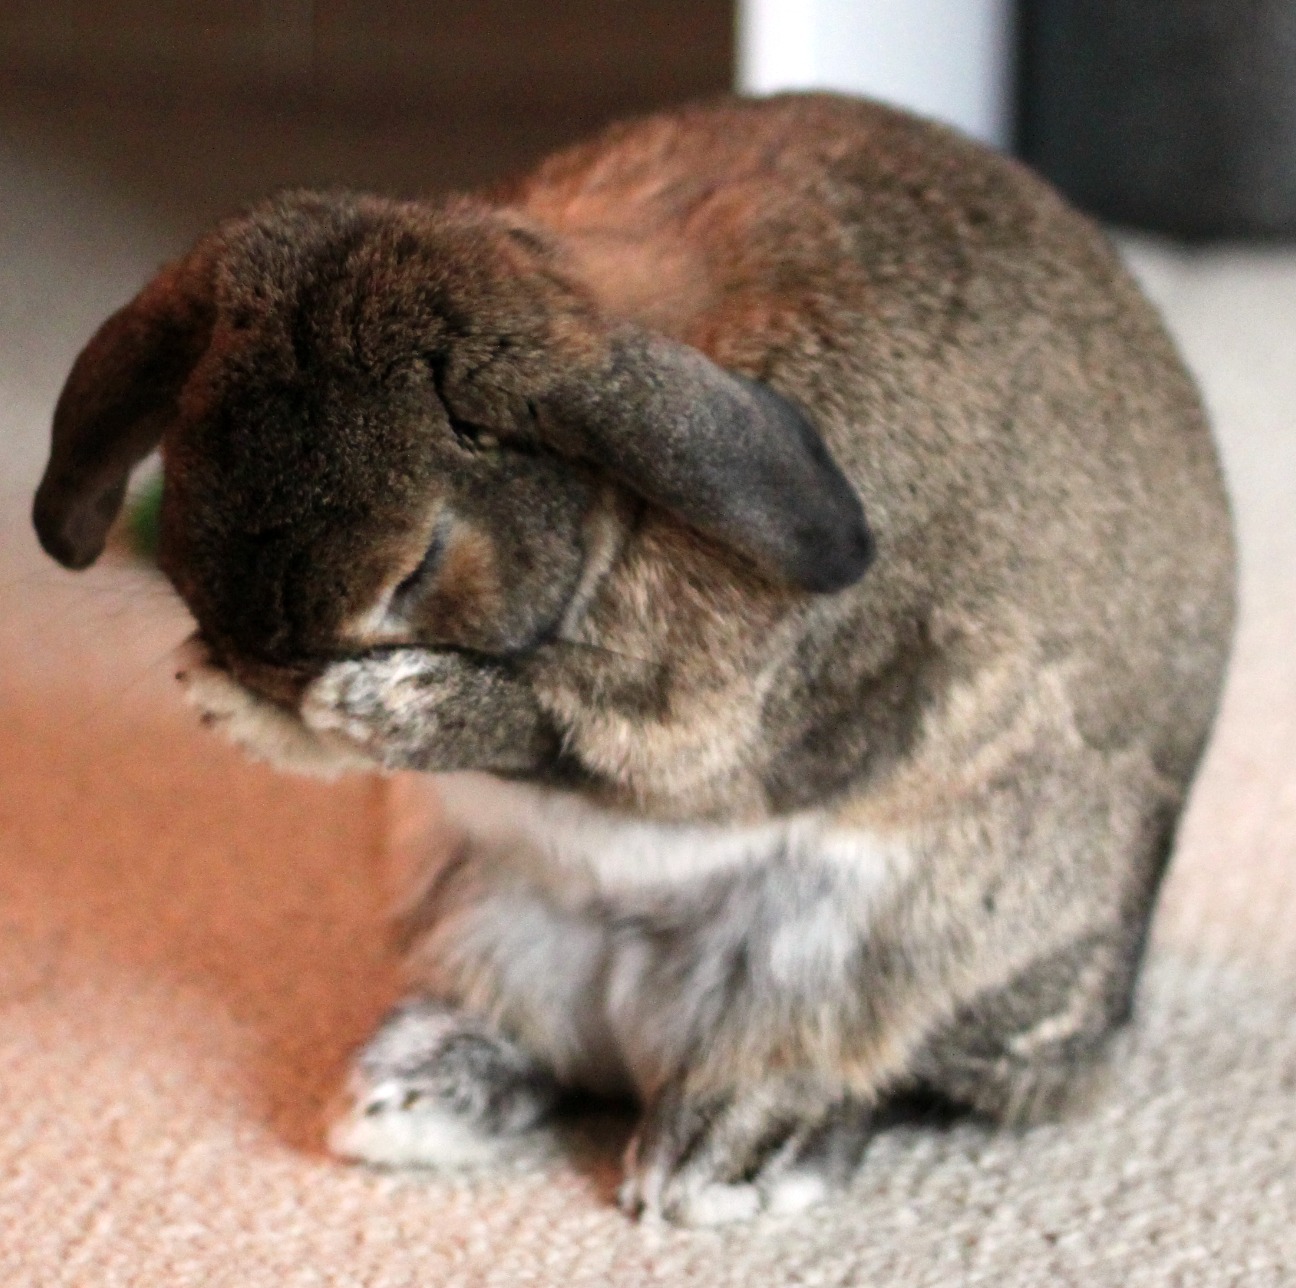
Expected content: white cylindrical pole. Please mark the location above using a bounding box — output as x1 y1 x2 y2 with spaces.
737 0 1016 149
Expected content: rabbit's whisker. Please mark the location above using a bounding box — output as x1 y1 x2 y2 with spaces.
66 633 192 733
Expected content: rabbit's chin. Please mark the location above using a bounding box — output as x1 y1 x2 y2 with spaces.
173 633 375 780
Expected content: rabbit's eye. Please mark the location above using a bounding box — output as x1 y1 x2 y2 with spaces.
392 517 450 607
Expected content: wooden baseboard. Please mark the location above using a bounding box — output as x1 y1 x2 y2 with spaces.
0 0 735 120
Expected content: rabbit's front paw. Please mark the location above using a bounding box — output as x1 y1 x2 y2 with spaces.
301 648 555 775
301 650 455 768
328 1000 560 1168
620 1075 873 1226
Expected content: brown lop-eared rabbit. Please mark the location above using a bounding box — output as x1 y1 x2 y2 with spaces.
34 94 1236 1225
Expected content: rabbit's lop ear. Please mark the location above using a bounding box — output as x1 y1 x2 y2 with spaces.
544 330 873 593
33 259 215 569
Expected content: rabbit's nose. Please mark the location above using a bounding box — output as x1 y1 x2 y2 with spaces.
224 649 320 708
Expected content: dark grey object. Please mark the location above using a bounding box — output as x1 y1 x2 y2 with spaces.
1019 0 1296 238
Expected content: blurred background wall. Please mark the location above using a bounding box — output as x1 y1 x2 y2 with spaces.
0 0 733 226
0 0 735 119
1 2 1293 238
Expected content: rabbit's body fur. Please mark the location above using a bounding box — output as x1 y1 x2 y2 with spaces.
36 94 1235 1225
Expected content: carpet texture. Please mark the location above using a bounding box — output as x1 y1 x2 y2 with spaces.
1 104 1294 1285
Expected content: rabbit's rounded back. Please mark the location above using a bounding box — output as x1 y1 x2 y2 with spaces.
508 95 1235 798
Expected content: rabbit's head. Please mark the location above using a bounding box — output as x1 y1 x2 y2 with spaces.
33 191 871 689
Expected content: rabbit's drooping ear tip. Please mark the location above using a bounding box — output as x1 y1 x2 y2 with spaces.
545 333 878 596
31 254 216 574
739 374 876 593
32 473 125 570
790 506 876 594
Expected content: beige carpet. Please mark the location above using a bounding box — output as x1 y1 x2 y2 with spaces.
2 99 1295 1285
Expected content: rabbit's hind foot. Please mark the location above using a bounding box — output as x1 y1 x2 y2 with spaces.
327 998 560 1169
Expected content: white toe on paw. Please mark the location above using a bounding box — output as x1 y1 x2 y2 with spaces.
620 1163 764 1228
298 662 357 727
622 1080 868 1225
678 1181 764 1227
299 662 384 744
762 1169 831 1216
327 1071 512 1170
625 1169 828 1227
